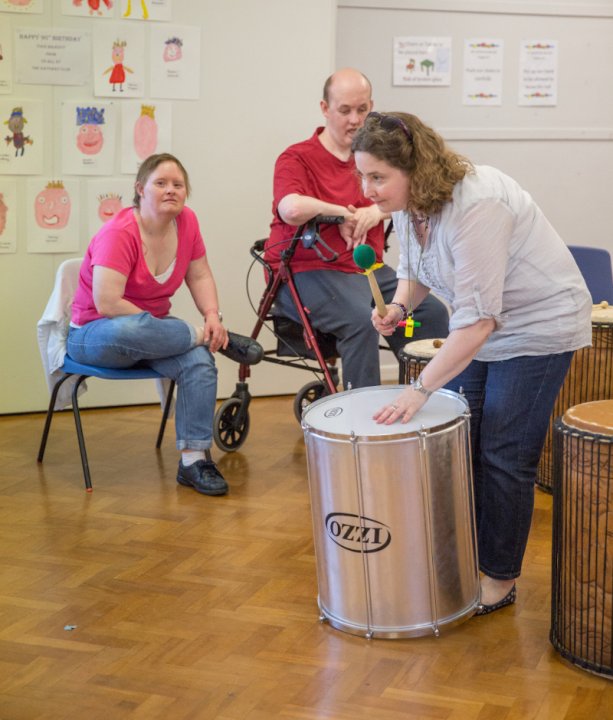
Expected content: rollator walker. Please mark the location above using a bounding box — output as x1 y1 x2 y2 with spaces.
213 215 345 452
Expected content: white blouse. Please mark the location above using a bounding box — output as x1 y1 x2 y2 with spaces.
393 165 592 361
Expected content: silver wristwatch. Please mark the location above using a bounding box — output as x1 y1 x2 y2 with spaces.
412 377 433 398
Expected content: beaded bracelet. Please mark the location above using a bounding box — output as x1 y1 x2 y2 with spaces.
389 302 408 321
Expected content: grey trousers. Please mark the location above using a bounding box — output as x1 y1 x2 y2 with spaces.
273 264 449 389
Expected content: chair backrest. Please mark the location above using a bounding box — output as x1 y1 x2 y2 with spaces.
55 257 83 312
568 245 613 303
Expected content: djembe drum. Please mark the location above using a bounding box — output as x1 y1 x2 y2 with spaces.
399 338 445 385
550 400 613 677
537 302 613 492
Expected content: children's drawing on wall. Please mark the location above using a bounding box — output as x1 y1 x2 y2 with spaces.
0 23 13 93
76 106 105 155
4 106 31 156
133 104 157 159
103 40 133 92
27 178 80 253
120 100 171 174
93 23 144 98
86 177 133 237
122 0 147 19
120 0 171 22
149 24 201 99
0 99 43 174
0 181 17 253
35 181 72 230
62 0 115 19
0 0 43 14
61 101 115 175
163 36 181 62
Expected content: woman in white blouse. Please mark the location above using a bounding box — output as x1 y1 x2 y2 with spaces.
352 112 592 615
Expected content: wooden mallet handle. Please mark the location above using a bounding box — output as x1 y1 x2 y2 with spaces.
353 244 387 317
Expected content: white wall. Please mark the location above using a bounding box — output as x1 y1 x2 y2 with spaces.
337 0 613 378
337 0 613 251
1 0 336 413
3 0 612 413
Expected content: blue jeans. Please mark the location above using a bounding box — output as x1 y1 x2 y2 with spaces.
445 352 573 579
274 265 449 389
67 312 217 451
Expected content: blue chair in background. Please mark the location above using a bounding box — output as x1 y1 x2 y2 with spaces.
568 245 613 303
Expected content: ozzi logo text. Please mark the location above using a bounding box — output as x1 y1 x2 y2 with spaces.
325 512 391 553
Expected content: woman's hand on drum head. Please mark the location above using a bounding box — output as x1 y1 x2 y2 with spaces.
374 389 427 425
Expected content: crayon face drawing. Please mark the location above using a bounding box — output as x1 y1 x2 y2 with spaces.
76 106 105 155
97 193 123 222
163 37 182 62
34 181 71 230
4 107 33 157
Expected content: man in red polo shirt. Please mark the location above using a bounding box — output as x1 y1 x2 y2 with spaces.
265 68 449 389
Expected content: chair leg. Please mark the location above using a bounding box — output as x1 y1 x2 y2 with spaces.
38 374 74 463
70 375 93 492
205 449 212 462
155 379 176 448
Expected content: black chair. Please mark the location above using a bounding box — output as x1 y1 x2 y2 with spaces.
37 358 177 492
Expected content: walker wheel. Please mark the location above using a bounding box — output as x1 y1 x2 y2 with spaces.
293 381 328 422
213 398 250 452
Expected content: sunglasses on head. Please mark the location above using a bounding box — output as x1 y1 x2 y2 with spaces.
367 112 413 143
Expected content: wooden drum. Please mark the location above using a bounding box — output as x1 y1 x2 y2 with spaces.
537 302 613 492
550 400 613 677
399 338 445 385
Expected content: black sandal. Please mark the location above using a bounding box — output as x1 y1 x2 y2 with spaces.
475 583 516 616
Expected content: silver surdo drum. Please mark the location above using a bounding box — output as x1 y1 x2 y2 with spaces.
302 385 479 639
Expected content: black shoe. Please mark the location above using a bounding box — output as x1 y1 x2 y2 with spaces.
219 332 264 366
177 459 228 496
475 583 516 616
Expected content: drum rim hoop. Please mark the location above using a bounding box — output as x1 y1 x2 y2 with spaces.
302 386 470 440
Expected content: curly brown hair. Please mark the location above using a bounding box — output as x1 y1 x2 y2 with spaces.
351 112 473 216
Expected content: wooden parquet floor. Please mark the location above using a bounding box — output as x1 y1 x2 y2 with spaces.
0 397 611 720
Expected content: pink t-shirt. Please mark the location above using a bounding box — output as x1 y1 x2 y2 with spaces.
71 206 206 325
265 127 384 274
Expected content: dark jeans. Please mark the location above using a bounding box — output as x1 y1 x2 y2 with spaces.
274 264 450 389
445 352 573 579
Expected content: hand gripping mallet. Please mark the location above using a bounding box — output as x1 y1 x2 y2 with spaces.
353 244 387 317
353 244 422 338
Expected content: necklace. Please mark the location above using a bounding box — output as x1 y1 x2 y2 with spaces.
406 212 429 324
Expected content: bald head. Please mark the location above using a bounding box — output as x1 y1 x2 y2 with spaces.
323 68 372 104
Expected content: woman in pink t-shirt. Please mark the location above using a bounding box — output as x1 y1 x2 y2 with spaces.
68 153 229 497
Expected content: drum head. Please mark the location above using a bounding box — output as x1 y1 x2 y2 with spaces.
302 385 468 439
